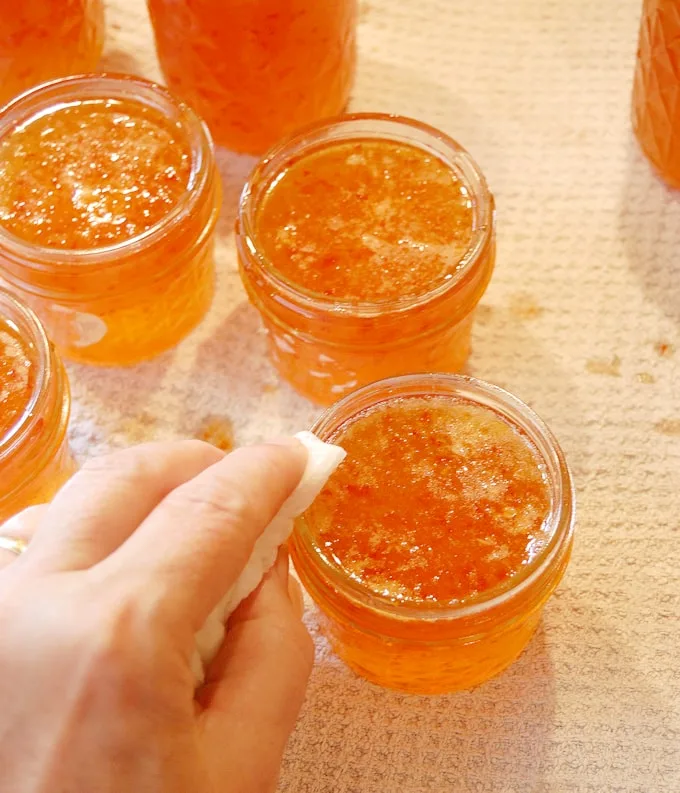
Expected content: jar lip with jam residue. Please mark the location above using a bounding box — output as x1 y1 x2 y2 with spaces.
0 73 215 274
294 372 576 623
237 112 495 317
0 288 69 476
0 287 74 519
1 288 51 456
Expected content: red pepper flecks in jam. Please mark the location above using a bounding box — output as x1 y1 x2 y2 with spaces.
0 98 191 250
256 139 475 302
0 77 221 366
307 395 552 605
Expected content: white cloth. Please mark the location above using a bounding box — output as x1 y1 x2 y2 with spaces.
192 432 345 683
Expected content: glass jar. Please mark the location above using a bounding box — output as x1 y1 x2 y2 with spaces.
290 374 575 694
237 114 496 406
0 75 221 366
147 0 357 155
632 0 680 187
0 0 105 108
0 288 75 523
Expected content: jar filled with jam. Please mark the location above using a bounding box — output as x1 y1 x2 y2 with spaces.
632 0 680 187
0 1 105 107
290 374 575 694
237 114 495 405
0 74 221 366
0 288 75 523
147 0 357 155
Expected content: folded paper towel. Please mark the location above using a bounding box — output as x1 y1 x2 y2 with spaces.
192 431 346 683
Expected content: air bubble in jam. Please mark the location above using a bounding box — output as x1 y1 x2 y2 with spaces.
305 395 552 606
256 140 474 301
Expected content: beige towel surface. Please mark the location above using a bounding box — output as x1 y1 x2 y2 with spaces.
68 1 680 790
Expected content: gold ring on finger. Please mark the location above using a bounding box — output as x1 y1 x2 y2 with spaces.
0 535 28 556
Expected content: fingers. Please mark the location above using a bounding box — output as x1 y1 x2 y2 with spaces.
0 506 46 571
101 439 308 629
197 549 314 791
26 441 225 572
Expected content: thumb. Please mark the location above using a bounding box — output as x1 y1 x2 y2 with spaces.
197 549 313 791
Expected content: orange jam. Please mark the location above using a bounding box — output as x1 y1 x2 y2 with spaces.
310 398 551 604
632 0 680 187
237 114 495 406
256 141 474 301
0 288 75 523
147 0 357 155
0 0 104 107
0 99 191 250
291 374 575 694
0 75 221 366
0 318 33 439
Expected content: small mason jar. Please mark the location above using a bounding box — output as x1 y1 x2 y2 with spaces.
0 288 75 523
632 0 680 187
290 374 575 694
0 0 105 107
0 75 221 366
147 0 357 155
237 114 495 406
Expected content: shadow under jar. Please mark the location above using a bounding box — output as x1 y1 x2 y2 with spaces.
0 0 105 108
0 74 221 366
147 0 357 156
290 374 575 694
0 288 75 523
237 114 496 406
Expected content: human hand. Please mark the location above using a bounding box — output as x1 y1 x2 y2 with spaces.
0 439 313 793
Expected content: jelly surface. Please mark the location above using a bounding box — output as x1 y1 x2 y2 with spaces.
0 98 191 249
306 395 551 605
0 318 33 439
256 140 474 301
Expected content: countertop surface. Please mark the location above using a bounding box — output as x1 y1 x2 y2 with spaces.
68 1 680 790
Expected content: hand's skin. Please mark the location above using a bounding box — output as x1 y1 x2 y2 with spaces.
0 439 313 793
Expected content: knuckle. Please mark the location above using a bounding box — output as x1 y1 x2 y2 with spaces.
166 481 255 531
79 449 151 485
179 438 225 460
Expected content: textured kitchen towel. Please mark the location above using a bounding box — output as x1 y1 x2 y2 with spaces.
68 1 680 791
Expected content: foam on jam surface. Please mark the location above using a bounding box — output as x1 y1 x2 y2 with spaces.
256 139 474 301
306 395 551 605
0 98 191 249
0 319 34 439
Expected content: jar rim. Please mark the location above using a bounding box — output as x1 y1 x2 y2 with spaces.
0 73 214 269
237 112 495 318
0 288 53 459
294 372 576 621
